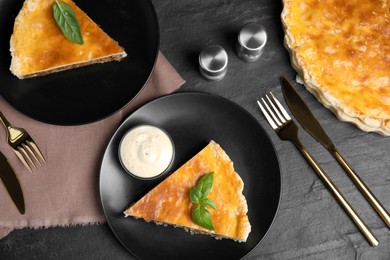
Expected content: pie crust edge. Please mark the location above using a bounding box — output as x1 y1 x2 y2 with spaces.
281 0 390 136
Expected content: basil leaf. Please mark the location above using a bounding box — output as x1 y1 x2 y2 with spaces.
53 0 84 44
192 205 215 230
190 187 202 204
190 172 216 230
195 172 214 199
202 198 216 210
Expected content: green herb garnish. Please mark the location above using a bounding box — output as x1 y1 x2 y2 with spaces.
190 172 216 230
53 0 84 44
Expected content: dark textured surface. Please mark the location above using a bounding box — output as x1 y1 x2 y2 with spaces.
1 0 389 259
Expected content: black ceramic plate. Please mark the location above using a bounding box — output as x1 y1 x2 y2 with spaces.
100 92 281 260
0 0 159 125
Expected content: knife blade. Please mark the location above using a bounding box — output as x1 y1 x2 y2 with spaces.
280 76 390 228
280 76 334 149
0 151 25 214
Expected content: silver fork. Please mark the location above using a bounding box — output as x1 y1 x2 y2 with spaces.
257 92 379 247
0 112 45 172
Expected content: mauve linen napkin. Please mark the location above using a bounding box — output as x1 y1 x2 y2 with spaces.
0 52 185 239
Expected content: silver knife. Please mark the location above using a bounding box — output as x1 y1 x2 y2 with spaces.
0 151 25 214
280 76 390 228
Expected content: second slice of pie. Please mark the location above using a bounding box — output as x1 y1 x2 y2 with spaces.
124 140 251 242
10 0 127 79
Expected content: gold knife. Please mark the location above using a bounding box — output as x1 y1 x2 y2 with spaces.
280 76 390 228
0 151 25 214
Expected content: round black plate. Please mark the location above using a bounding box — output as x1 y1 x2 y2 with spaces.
0 0 159 125
100 92 281 260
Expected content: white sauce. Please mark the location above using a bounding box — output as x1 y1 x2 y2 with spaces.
119 125 174 179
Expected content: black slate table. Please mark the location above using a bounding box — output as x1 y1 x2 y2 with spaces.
1 0 389 259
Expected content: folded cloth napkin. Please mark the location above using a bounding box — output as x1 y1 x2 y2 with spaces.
0 52 185 239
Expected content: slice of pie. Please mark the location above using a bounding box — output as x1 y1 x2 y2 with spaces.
124 140 251 242
282 0 390 135
10 0 127 79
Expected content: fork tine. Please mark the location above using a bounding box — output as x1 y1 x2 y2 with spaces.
26 139 46 162
270 92 291 120
23 142 41 166
13 149 32 172
257 100 278 129
266 94 287 124
261 97 282 126
18 146 37 170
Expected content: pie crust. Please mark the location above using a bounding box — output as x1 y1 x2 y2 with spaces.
282 0 390 136
10 0 127 79
124 141 251 242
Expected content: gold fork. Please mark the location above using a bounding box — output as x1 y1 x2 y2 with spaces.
0 112 45 172
257 92 379 247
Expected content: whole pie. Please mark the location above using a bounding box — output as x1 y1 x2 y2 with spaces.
124 141 251 242
10 0 126 79
282 0 390 135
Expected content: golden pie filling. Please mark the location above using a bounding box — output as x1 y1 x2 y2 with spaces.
124 141 251 242
10 0 126 78
282 0 390 135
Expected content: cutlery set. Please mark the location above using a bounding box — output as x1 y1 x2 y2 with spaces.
0 112 45 172
257 77 390 246
0 112 45 214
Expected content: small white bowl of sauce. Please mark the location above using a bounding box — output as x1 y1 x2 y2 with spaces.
118 124 175 180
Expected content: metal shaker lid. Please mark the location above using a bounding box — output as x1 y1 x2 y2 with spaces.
237 23 267 62
199 45 228 81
